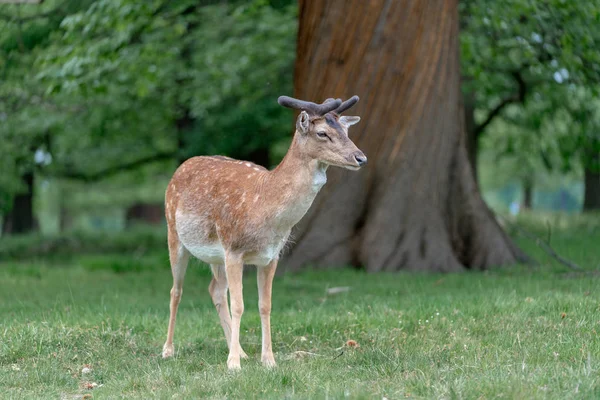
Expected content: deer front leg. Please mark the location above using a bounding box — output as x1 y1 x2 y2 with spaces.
257 258 278 367
208 264 248 358
224 252 244 370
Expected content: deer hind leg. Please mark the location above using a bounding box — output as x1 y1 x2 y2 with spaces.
209 264 248 358
162 229 190 359
257 258 278 367
224 252 245 370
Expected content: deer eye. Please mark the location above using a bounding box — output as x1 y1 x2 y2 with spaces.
316 131 328 138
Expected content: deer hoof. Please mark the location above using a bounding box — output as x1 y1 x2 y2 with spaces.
261 354 276 368
162 344 174 359
227 356 241 371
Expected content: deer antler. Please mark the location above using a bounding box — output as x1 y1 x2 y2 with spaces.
333 95 359 114
278 95 360 116
277 96 342 116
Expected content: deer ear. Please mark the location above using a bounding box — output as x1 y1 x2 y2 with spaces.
296 111 310 134
340 116 360 127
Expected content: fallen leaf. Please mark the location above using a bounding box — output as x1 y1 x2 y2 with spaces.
346 339 359 348
81 382 99 390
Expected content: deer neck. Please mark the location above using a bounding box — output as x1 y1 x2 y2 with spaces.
266 135 327 227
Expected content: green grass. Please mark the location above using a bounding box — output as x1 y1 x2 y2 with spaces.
1 214 599 399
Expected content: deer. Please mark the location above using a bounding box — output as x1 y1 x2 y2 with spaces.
162 95 366 370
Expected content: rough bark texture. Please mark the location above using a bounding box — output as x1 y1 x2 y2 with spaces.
2 172 36 235
283 0 527 272
583 153 600 211
464 92 478 182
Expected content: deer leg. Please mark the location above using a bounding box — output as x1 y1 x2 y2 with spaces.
162 232 190 358
224 252 244 370
257 258 278 367
209 264 247 358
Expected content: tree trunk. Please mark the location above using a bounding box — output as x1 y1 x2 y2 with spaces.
125 202 165 228
522 177 533 209
463 90 478 181
175 109 194 165
283 0 527 272
583 153 600 210
2 172 36 235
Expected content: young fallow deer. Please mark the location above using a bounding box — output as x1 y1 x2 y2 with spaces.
162 95 366 370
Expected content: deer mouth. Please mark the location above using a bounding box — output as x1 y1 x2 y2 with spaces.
341 163 362 171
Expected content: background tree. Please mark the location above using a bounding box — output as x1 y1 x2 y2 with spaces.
460 0 600 186
282 0 527 272
37 0 297 168
1 0 297 235
0 0 94 233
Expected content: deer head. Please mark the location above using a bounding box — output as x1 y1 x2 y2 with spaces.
278 95 367 170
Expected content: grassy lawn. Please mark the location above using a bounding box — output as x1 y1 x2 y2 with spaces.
1 216 599 399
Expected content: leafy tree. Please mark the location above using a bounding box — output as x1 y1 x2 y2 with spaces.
37 0 297 166
460 0 600 182
0 0 94 233
1 0 297 234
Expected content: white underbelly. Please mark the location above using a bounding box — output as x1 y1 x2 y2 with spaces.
184 241 226 265
181 240 281 267
175 210 288 267
244 246 280 267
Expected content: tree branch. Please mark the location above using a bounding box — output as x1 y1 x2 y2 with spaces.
473 94 519 138
53 151 176 183
498 215 583 271
473 69 528 138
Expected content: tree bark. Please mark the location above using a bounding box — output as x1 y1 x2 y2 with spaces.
583 153 600 211
283 0 527 272
463 90 478 181
2 172 36 235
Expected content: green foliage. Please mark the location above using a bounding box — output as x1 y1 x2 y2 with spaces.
0 226 166 261
0 0 80 213
36 0 297 164
461 0 600 92
0 0 297 219
461 0 600 184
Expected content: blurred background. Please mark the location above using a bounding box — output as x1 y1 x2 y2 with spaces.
0 0 598 270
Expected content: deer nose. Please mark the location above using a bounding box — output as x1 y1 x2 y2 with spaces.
354 152 367 166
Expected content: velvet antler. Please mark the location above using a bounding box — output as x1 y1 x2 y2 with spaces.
334 95 359 114
278 95 360 116
277 96 342 116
